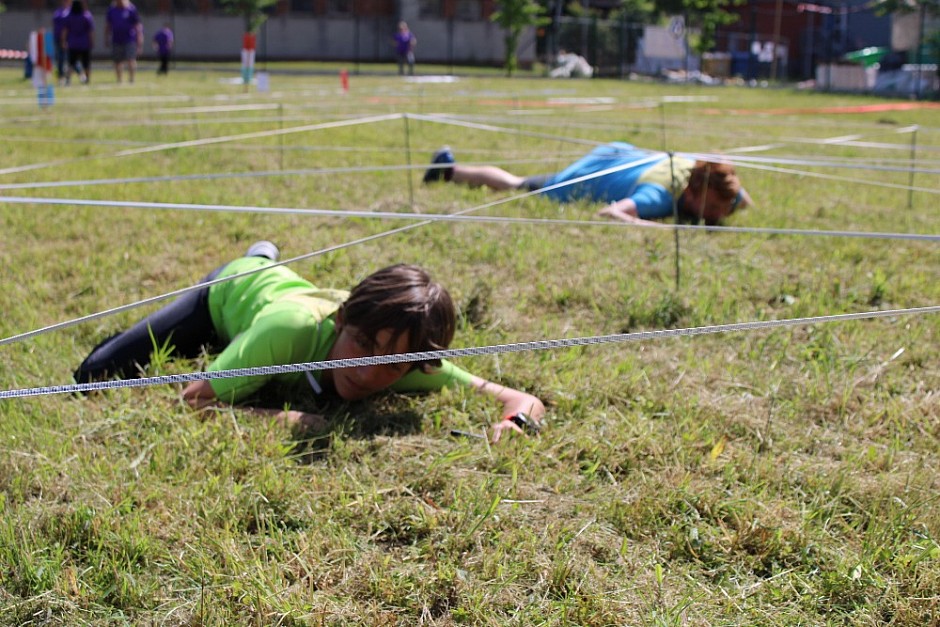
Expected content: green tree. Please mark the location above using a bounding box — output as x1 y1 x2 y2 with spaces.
655 0 745 55
219 0 278 33
492 0 550 76
872 0 939 15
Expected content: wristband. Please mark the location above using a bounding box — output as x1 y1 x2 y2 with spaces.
504 412 540 433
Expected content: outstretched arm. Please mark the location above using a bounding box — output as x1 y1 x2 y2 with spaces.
596 198 664 226
182 380 327 433
467 374 546 442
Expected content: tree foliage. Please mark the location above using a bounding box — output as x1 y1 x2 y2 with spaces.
556 0 744 56
492 0 550 76
655 0 746 54
872 0 939 15
219 0 278 33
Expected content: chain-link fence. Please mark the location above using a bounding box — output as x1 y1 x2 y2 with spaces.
542 16 646 79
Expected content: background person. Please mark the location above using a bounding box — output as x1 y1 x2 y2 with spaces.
392 21 416 76
52 0 70 83
105 0 142 83
152 22 173 75
62 0 94 85
424 143 752 226
74 242 545 442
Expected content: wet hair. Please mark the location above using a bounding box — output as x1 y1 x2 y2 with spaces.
680 160 742 226
340 264 456 371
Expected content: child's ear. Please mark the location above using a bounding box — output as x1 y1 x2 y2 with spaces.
334 307 345 331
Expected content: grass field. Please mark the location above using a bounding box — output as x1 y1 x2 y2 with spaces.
1 63 938 625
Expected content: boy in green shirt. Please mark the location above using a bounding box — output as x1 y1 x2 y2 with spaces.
75 242 544 442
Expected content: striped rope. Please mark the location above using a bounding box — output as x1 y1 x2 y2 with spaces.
3 305 937 401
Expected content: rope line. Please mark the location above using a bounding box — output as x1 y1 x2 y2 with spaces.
729 162 940 195
405 113 607 148
686 153 940 175
3 305 936 400
0 158 569 191
405 113 939 154
3 196 938 242
0 226 422 348
0 113 404 176
4 150 936 192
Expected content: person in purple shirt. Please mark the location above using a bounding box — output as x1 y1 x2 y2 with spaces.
152 23 174 75
105 0 143 83
62 0 95 85
52 0 70 82
392 21 416 76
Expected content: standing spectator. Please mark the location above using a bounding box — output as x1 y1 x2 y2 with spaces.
52 0 70 83
62 0 94 85
105 0 142 83
392 21 416 76
152 23 173 75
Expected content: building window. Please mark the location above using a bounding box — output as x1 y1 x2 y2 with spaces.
290 0 315 11
419 0 443 19
327 0 352 14
453 0 480 20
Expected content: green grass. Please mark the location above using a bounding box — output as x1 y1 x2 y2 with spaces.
1 63 938 625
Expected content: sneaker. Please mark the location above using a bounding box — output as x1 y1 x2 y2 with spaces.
422 146 455 184
245 240 280 261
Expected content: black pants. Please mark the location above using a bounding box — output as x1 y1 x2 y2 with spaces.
67 49 91 79
74 265 224 383
520 174 554 191
157 53 169 74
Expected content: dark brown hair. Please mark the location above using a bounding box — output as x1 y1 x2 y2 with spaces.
340 264 456 370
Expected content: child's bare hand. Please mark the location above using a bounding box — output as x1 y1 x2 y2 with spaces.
490 418 525 443
283 410 328 433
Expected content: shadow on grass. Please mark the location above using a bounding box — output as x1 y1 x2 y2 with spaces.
259 391 426 464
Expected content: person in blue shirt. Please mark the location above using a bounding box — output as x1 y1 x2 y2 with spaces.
423 143 752 226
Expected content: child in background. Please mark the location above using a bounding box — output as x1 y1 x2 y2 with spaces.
424 143 752 226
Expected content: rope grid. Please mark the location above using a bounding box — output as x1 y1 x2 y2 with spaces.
3 107 937 401
2 113 938 348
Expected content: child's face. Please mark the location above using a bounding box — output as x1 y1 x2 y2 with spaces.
327 324 412 400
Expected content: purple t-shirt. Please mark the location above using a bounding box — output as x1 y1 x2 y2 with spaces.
53 7 69 39
153 27 173 55
394 31 415 56
65 11 95 51
106 3 141 45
